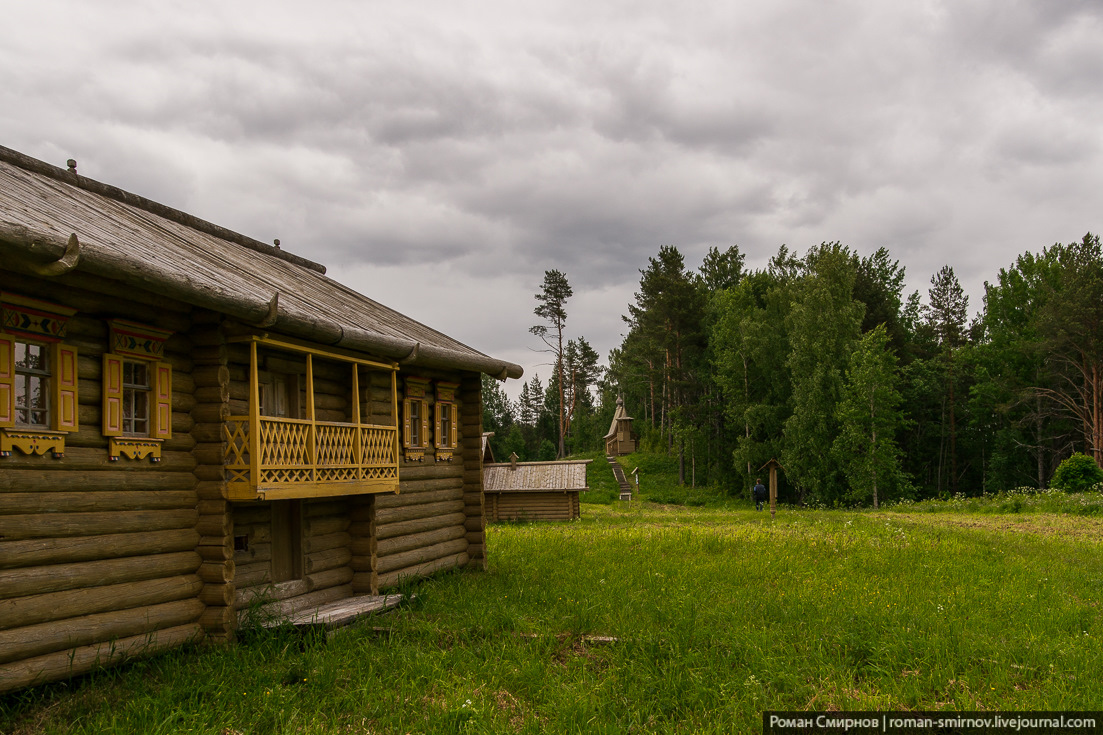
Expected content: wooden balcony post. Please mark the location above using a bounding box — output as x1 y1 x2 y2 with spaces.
351 363 363 479
305 353 316 482
249 340 261 488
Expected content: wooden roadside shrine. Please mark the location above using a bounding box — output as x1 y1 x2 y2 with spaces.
0 145 524 693
759 458 784 519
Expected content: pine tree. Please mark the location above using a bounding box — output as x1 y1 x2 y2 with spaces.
530 270 573 458
924 265 969 494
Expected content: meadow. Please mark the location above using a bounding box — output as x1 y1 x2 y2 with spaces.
3 492 1102 734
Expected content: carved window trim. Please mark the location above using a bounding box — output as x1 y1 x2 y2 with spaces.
103 320 173 462
434 382 459 462
403 377 431 462
0 293 78 459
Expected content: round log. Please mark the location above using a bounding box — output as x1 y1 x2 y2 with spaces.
376 487 462 511
0 469 194 493
0 508 199 542
305 566 353 591
376 537 468 574
376 524 465 558
199 560 234 584
0 598 204 665
199 583 234 607
0 551 202 600
0 490 197 515
304 516 349 538
0 446 195 472
372 511 467 542
0 528 199 570
378 551 468 590
305 547 351 575
305 531 350 554
0 623 203 694
375 500 465 526
0 574 202 631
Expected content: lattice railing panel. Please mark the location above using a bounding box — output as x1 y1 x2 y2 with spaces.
317 424 356 466
259 418 311 466
362 426 397 467
226 417 399 490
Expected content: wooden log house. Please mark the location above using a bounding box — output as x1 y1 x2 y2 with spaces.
0 145 522 693
483 455 591 521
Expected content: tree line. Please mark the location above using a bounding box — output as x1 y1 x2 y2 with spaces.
483 233 1103 506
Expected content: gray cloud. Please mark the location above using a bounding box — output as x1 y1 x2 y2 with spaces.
3 0 1102 393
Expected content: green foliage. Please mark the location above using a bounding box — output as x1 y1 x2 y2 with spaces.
833 325 911 507
537 439 557 461
782 242 863 505
1051 452 1103 492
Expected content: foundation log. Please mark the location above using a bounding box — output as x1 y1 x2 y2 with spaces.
0 623 203 694
378 552 469 590
0 599 204 665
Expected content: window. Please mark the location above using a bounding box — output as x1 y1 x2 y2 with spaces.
103 319 173 461
402 376 431 462
434 381 459 462
121 360 150 435
1 291 79 458
258 369 302 419
409 399 422 445
14 340 50 427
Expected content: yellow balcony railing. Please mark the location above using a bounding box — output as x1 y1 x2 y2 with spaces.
225 416 400 501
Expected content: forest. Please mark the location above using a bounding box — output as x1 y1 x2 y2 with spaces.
482 233 1103 507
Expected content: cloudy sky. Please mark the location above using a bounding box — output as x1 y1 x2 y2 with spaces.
3 1 1101 395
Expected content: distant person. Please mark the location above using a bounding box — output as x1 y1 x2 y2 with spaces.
753 479 767 511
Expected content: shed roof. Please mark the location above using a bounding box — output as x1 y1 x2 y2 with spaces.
0 145 522 379
483 459 592 493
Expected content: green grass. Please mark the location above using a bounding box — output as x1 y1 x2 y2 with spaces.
4 505 1103 733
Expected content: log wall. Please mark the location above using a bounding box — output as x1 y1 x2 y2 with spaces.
487 491 581 522
0 271 203 694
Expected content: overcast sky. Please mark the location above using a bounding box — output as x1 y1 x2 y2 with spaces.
3 1 1101 396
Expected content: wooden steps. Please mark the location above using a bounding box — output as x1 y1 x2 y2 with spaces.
607 456 633 500
262 593 405 631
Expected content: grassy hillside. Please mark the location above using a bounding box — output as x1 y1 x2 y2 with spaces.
583 449 751 508
4 504 1102 733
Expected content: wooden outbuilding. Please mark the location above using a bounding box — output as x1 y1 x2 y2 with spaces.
483 455 591 521
0 145 522 693
603 396 636 456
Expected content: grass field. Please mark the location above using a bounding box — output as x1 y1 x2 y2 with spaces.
3 498 1102 734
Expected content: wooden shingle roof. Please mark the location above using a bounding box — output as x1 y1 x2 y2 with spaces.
0 145 522 379
483 459 592 493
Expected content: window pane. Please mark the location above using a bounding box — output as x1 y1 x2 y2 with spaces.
124 361 149 387
410 402 420 445
15 342 47 372
15 374 49 426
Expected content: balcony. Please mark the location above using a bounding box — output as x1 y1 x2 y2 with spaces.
224 417 399 500
223 335 401 501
